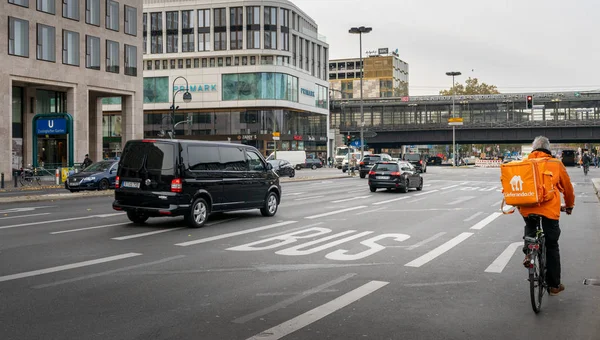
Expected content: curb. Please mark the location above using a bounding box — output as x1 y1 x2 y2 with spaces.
0 184 63 193
592 178 600 200
0 190 114 204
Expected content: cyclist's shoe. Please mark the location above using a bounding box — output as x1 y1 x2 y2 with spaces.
549 284 565 296
523 255 532 268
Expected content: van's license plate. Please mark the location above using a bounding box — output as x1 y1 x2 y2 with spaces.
377 176 390 180
122 181 140 188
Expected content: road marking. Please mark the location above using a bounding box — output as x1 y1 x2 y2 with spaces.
480 186 498 192
407 197 428 203
490 200 503 207
0 253 142 283
423 184 432 187
414 189 439 196
332 195 371 203
346 189 366 194
404 232 474 267
233 273 357 324
446 196 475 205
246 280 389 340
355 207 385 215
33 256 185 289
404 280 478 287
286 192 305 196
407 232 447 250
0 213 51 220
276 231 373 256
0 213 125 230
372 196 410 206
51 222 131 234
441 184 460 190
305 206 367 219
175 221 297 246
464 212 484 222
470 212 503 230
0 205 57 214
485 242 522 273
259 222 324 239
295 195 324 201
112 227 186 240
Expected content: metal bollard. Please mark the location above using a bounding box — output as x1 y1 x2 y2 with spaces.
55 168 60 185
14 171 18 187
1 172 4 189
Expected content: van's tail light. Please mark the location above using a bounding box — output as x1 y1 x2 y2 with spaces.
391 172 401 176
171 178 183 193
368 171 376 175
115 176 120 189
419 160 423 164
360 162 365 165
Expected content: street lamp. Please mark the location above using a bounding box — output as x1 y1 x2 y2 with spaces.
446 71 461 166
170 76 192 139
349 26 372 160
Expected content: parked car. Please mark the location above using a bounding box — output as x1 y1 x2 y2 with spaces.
426 156 443 166
268 159 295 177
65 160 119 192
359 154 393 178
368 161 423 193
112 139 281 228
304 158 323 170
266 151 306 170
404 153 427 173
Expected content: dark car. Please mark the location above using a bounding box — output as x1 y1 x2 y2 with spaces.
65 160 119 192
112 139 281 228
304 158 323 170
368 161 423 193
268 159 295 178
404 154 427 173
426 156 443 166
359 154 393 178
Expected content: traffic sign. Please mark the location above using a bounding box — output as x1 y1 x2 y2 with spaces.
448 117 464 126
272 132 280 137
273 137 280 141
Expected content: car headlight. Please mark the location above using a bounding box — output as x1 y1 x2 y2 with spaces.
83 177 96 181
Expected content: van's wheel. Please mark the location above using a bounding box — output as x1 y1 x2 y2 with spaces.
186 198 209 228
360 172 366 179
127 211 149 224
98 179 110 190
370 186 377 192
295 165 302 170
400 179 409 193
289 170 295 178
261 192 279 217
416 178 423 191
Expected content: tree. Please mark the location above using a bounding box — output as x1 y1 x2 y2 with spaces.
439 77 500 95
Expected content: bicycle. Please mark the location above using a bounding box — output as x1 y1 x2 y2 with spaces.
583 164 589 176
19 167 42 187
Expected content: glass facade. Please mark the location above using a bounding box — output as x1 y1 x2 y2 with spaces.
143 77 169 103
222 73 298 102
315 84 328 109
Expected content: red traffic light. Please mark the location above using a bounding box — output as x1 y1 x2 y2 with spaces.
347 135 351 140
527 96 532 100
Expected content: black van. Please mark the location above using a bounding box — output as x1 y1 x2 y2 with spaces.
112 139 281 228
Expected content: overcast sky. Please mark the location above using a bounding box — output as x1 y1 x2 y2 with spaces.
293 0 599 96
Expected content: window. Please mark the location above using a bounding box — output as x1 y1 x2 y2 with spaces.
86 0 100 26
246 6 260 49
264 7 277 49
162 60 167 69
246 151 265 171
166 11 178 53
106 40 119 73
125 44 137 76
62 30 79 65
182 10 194 52
198 9 210 51
86 35 100 69
150 12 163 53
37 24 55 62
188 146 220 171
8 17 29 57
222 73 298 102
143 13 147 54
280 8 289 51
125 6 137 36
9 0 29 8
193 58 199 67
202 58 207 67
292 35 297 66
106 0 119 31
154 60 159 69
37 0 55 14
219 147 247 171
230 7 243 50
63 0 79 20
143 77 169 103
170 59 175 69
178 59 183 69
214 8 226 51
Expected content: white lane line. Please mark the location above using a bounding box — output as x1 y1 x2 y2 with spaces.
259 222 324 239
441 184 460 190
33 255 185 289
0 213 51 220
332 195 371 203
205 218 238 227
470 212 503 230
414 189 439 196
407 197 428 204
0 213 125 230
404 232 474 268
175 221 297 246
112 227 186 240
423 184 432 187
407 232 447 250
346 189 366 194
355 207 385 215
480 186 498 192
305 206 367 220
246 280 389 340
233 273 357 324
372 196 410 206
0 206 57 214
490 200 503 208
295 195 324 201
404 280 478 287
0 253 142 283
485 242 522 273
286 192 305 196
463 212 484 222
446 196 475 205
51 222 130 234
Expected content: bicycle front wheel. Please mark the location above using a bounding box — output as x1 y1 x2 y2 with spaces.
529 251 544 313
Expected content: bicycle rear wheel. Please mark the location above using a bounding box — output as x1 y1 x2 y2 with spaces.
529 250 544 313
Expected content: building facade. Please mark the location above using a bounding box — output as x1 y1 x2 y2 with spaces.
1 0 144 178
329 50 409 100
102 0 330 158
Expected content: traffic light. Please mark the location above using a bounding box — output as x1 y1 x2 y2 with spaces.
526 95 533 109
346 134 351 146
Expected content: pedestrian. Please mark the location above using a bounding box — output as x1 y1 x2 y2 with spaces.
349 154 357 177
82 154 93 169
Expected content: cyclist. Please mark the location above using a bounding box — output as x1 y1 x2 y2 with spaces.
582 151 592 174
519 136 575 296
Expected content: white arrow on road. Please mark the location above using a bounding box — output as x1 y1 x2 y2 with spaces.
485 242 522 273
332 195 372 203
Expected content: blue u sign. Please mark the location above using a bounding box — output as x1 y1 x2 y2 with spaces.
37 118 67 135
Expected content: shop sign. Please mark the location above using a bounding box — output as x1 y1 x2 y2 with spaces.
238 134 257 140
173 85 217 92
301 88 315 97
36 118 67 135
319 136 327 141
307 136 316 141
293 135 303 141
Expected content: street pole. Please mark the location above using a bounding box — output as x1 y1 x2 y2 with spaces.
359 32 364 161
171 76 192 139
446 71 461 166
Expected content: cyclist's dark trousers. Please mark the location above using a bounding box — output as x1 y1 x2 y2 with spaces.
523 216 562 288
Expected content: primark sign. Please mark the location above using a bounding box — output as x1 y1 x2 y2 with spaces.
174 84 217 92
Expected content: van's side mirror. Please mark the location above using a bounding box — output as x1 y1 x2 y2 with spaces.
266 163 273 171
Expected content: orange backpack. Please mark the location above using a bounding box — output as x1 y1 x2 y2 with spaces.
500 158 556 207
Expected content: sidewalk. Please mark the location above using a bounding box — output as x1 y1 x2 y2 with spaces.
280 167 350 182
0 180 63 193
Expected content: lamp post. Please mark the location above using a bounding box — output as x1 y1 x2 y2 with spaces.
446 71 461 166
349 26 372 161
170 76 192 139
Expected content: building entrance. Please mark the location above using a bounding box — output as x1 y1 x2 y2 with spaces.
37 137 68 167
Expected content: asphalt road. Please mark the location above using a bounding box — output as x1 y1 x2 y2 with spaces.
1 167 599 340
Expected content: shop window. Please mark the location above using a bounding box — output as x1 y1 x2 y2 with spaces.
143 77 169 103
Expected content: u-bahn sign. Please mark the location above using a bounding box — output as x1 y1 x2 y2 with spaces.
448 117 464 126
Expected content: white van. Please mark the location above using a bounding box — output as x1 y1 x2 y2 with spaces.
266 151 306 170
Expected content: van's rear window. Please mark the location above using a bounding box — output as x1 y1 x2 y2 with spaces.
121 142 175 171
